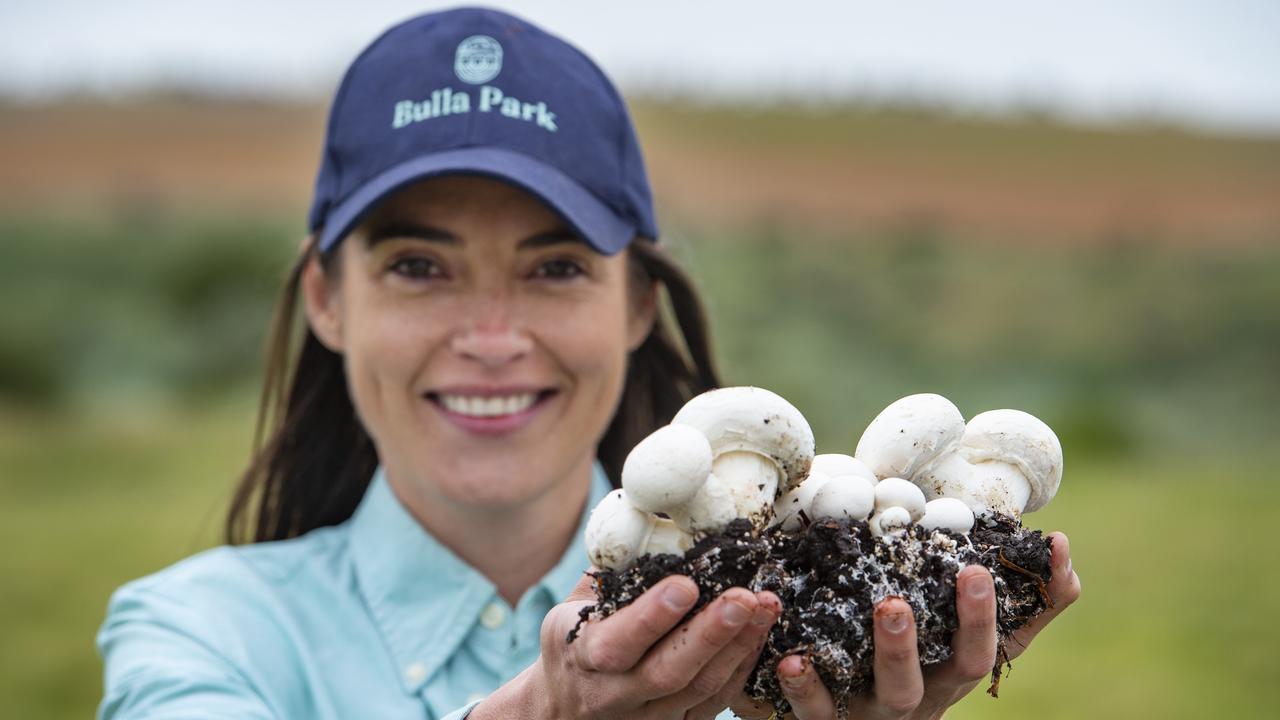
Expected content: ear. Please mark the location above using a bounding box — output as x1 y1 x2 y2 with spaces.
626 278 659 353
300 239 346 353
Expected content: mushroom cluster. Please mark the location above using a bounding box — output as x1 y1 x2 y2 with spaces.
577 387 1065 716
587 390 1061 573
586 386 815 571
769 392 1062 541
856 393 1062 520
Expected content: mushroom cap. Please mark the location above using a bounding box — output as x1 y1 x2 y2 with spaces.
621 423 714 515
770 471 831 531
855 393 965 481
870 506 912 536
960 409 1063 513
874 477 927 521
584 489 651 570
919 497 975 534
671 386 815 492
810 454 877 483
809 474 876 522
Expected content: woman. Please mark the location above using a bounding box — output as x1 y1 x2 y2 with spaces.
98 7 1080 719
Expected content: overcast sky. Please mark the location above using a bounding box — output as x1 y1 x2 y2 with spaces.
3 0 1278 133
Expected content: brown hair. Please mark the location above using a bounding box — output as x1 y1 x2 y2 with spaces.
225 237 721 544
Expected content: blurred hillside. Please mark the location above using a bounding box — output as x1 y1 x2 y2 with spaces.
3 96 1278 239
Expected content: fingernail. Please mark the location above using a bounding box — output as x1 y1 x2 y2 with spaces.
1066 557 1073 576
752 606 774 627
782 659 808 689
663 583 696 611
882 612 910 634
966 575 992 600
723 600 753 627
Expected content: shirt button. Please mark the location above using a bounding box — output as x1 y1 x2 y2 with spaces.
467 692 486 704
404 662 427 684
479 602 507 630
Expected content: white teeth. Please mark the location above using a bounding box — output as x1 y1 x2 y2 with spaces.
439 393 538 417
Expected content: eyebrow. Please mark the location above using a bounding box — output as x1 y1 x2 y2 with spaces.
362 223 586 250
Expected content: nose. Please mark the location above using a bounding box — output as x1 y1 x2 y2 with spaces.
451 326 533 367
449 294 533 368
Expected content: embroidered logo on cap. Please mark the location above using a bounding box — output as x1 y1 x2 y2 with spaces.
454 35 503 84
392 33 555 132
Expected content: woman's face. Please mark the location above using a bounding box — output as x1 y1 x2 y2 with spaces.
304 176 654 512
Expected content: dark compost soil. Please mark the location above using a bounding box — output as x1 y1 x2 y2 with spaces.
570 515 1052 718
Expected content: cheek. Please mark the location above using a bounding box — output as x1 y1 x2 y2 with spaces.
536 286 634 394
341 298 440 428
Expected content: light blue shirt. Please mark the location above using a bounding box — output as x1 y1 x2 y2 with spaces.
97 464 585 719
98 464 741 719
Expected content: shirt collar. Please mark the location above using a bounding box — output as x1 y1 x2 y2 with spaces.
349 462 613 695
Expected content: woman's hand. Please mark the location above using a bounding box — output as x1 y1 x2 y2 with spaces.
733 531 1081 720
472 574 781 720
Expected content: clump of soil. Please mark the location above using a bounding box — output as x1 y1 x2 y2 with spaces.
571 516 1052 718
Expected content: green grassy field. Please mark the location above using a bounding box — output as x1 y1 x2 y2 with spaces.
4 397 1278 718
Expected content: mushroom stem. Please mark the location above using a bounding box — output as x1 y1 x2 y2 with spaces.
710 450 780 523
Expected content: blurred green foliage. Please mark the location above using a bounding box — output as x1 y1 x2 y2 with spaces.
681 220 1280 459
5 210 1278 459
0 210 295 409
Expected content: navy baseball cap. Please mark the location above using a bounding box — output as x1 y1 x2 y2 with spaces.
308 6 658 255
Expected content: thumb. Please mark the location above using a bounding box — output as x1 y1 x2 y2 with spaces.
564 569 599 603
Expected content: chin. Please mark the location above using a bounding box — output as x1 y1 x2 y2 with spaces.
425 456 551 508
446 480 547 511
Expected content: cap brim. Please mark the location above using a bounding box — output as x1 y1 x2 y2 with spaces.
316 147 637 255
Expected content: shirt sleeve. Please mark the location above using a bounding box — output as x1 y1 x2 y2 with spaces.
97 581 277 720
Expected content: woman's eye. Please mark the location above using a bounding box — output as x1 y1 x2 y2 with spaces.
534 258 585 280
389 256 443 279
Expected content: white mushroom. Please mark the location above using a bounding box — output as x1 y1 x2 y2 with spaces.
919 497 975 534
854 394 965 481
669 386 815 531
855 395 1063 520
808 474 876 522
867 477 927 537
769 471 830 531
585 489 695 571
772 455 877 530
643 516 696 557
873 477 927 522
621 424 713 515
959 410 1062 515
671 472 742 534
810 454 877 483
870 505 912 537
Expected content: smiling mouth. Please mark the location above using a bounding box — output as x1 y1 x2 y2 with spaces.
425 390 558 418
